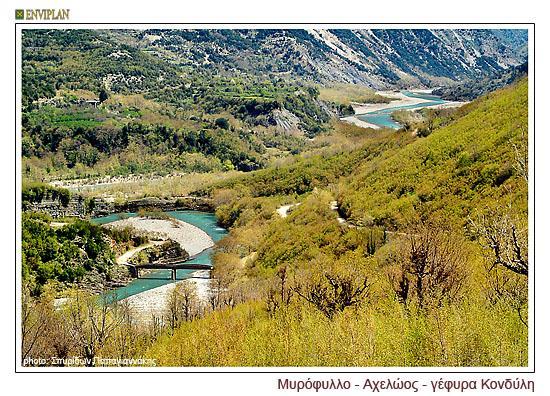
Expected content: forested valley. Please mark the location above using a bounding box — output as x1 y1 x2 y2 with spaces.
21 29 528 367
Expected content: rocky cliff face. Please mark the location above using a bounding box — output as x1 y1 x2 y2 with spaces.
115 196 214 214
26 197 90 218
124 29 527 89
26 195 214 219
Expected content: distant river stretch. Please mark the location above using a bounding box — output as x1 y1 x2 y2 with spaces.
356 91 449 129
92 210 227 301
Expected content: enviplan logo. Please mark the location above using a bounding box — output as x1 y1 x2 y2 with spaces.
15 9 70 20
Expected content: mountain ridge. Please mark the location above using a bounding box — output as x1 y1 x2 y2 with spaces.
121 29 527 88
23 29 528 107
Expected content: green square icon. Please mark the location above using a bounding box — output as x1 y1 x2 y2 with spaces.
15 9 24 20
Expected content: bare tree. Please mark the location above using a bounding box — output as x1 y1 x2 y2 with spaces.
388 269 410 306
470 207 528 276
179 283 197 322
487 265 528 327
293 272 370 319
166 286 180 331
47 309 76 365
470 206 528 327
165 282 198 330
207 279 235 311
266 266 293 316
64 292 125 366
109 299 139 359
148 314 163 340
390 222 468 309
21 289 49 364
512 127 528 182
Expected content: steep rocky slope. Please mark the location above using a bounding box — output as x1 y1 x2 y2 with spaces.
118 29 527 88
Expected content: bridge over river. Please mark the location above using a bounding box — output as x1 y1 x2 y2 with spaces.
125 262 212 280
94 210 227 301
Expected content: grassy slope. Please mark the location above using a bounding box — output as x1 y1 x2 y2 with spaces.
145 79 528 366
340 78 528 228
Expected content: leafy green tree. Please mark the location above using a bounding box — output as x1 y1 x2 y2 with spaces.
215 117 230 130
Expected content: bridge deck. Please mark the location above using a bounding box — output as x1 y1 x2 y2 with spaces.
125 262 212 280
131 263 211 270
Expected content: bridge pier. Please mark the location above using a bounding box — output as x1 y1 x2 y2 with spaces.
128 265 139 279
171 268 177 280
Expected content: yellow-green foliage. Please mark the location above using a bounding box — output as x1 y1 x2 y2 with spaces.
339 79 528 228
22 81 527 367
208 131 414 199
144 80 529 367
254 191 375 270
146 296 526 367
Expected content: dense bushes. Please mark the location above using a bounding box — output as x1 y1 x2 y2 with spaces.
22 213 115 295
20 80 529 367
23 113 265 173
207 131 413 199
22 30 181 107
146 295 526 366
178 80 529 366
20 28 530 366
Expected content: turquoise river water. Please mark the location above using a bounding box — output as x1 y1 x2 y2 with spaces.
92 210 227 301
356 91 449 129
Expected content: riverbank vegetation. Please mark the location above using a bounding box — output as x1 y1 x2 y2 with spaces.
21 212 154 296
318 83 393 105
22 213 116 295
22 182 72 207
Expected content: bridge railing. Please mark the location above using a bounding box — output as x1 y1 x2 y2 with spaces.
124 262 212 280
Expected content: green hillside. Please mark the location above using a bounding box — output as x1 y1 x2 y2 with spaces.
22 30 339 180
144 79 528 366
340 78 528 228
20 29 530 368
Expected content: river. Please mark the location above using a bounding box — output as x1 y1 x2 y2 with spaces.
356 91 449 129
92 210 227 301
93 91 446 302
